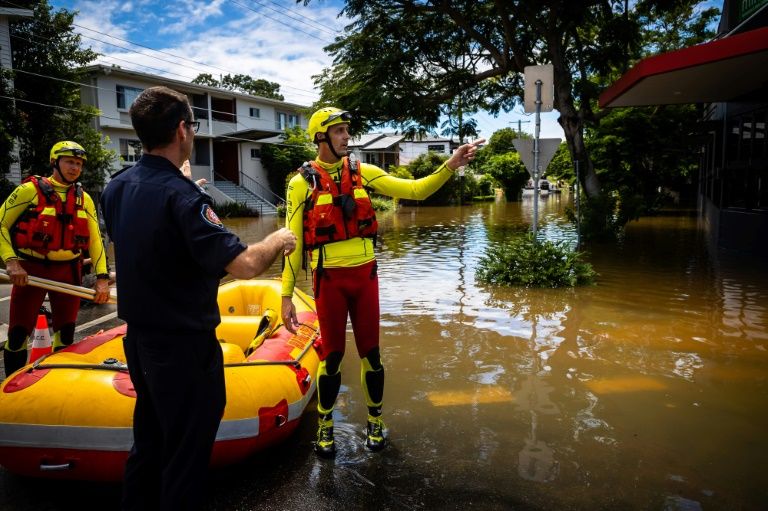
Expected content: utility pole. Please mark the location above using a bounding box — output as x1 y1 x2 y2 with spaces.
511 119 531 137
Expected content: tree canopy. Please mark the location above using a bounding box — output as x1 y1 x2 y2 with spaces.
2 0 114 190
303 0 718 206
192 73 285 101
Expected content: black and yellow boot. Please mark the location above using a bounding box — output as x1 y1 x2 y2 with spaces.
361 348 387 451
314 353 342 458
315 416 336 458
3 327 30 377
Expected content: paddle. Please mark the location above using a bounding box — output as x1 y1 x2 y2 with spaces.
0 269 117 304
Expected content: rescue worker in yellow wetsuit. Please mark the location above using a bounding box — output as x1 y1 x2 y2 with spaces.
1 141 111 376
281 107 483 457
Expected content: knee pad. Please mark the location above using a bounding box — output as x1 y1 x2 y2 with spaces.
317 352 343 416
5 325 30 352
322 351 343 375
362 347 382 370
361 349 384 411
52 323 75 351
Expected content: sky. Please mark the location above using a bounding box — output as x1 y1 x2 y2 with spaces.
49 0 566 141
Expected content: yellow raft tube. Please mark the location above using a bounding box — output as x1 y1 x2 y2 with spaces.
0 279 320 481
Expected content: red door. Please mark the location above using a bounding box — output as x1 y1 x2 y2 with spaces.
213 142 239 183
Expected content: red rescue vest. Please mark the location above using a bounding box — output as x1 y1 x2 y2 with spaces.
300 157 378 251
11 176 90 254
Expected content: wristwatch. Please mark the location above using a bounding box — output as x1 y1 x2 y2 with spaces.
96 273 110 280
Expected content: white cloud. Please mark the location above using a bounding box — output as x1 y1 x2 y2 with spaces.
59 0 565 136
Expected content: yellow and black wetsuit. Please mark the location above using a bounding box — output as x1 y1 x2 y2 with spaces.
0 176 108 369
282 156 455 420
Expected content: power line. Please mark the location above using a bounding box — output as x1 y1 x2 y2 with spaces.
242 0 340 37
71 22 321 97
226 0 335 44
9 30 320 102
3 0 322 99
8 67 298 127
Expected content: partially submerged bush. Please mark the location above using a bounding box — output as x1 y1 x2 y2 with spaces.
371 196 395 212
214 201 258 218
476 233 596 288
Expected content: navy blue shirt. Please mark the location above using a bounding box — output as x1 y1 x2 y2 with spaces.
101 154 246 332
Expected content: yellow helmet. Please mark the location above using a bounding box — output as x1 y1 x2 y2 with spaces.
50 141 87 162
307 107 351 143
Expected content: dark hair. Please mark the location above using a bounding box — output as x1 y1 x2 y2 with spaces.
129 86 192 152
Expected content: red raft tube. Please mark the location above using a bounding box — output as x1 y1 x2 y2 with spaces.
0 279 320 481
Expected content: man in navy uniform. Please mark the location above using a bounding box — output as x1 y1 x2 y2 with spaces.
101 86 296 511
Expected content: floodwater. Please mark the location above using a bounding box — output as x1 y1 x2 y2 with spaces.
1 193 767 510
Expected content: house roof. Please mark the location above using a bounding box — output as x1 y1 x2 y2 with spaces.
599 26 768 108
81 64 309 110
0 8 33 17
349 133 385 148
364 135 405 151
401 135 456 144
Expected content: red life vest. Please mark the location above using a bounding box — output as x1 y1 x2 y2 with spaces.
11 176 90 254
300 157 378 251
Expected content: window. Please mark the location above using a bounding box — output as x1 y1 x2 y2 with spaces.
116 85 144 110
193 140 210 166
276 112 299 130
119 139 142 163
249 107 261 118
428 144 446 153
250 148 261 159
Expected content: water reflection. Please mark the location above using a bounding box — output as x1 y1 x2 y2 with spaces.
220 196 768 509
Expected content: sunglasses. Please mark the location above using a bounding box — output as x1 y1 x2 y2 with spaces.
54 148 87 157
320 111 352 127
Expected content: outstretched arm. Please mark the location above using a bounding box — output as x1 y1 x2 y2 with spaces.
364 139 485 200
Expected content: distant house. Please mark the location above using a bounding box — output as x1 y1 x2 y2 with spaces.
348 133 404 169
348 133 462 169
0 7 33 184
79 65 309 213
399 135 460 165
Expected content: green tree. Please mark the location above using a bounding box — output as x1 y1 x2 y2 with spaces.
588 104 701 214
484 152 528 202
260 126 316 197
6 0 114 188
470 127 528 201
301 0 717 221
0 69 19 176
192 73 284 100
190 73 220 88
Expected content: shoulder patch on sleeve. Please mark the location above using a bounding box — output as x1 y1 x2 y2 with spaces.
201 204 224 228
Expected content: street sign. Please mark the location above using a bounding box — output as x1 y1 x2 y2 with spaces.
523 65 554 113
512 138 562 178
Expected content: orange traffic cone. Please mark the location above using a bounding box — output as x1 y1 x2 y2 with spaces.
28 314 52 364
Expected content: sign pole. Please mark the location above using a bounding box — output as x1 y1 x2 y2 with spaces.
533 79 542 237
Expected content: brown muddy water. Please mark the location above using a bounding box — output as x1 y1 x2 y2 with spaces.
1 193 766 510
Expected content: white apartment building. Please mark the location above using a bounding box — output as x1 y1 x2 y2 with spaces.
79 65 308 211
0 7 33 184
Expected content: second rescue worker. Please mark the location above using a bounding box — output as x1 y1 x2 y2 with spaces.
0 141 110 375
281 107 483 457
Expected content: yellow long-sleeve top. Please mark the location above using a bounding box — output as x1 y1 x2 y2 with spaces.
0 177 109 275
281 157 455 296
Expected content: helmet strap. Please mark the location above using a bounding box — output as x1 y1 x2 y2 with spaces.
319 138 342 161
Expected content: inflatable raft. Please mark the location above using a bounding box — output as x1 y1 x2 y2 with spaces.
0 279 320 481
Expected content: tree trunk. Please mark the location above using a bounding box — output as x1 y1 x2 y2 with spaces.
549 40 602 199
558 105 601 198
